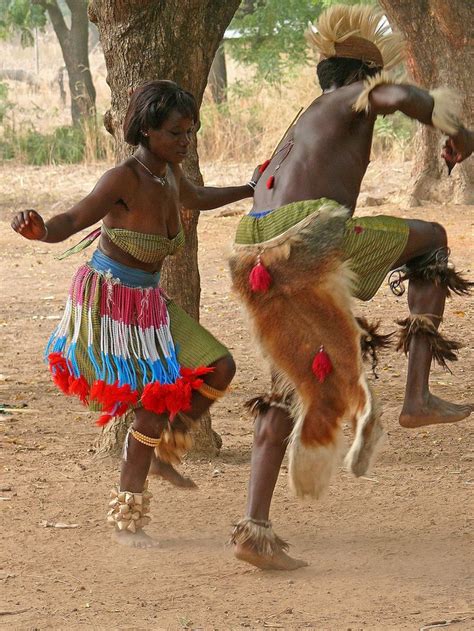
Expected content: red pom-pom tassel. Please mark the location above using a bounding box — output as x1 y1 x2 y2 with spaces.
249 257 272 293
312 346 333 383
259 159 271 173
266 175 275 189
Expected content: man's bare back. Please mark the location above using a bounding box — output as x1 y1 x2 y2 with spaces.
253 81 377 214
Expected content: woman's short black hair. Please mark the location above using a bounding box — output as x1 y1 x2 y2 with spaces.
123 80 198 146
317 57 380 91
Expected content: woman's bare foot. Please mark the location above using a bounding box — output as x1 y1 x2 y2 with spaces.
113 529 159 549
234 542 308 571
148 457 197 489
400 393 472 428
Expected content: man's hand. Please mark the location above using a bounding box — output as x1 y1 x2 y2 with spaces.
11 210 47 240
441 128 473 174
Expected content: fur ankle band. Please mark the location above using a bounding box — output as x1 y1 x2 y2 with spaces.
396 315 461 371
389 248 473 297
230 517 289 557
244 393 293 418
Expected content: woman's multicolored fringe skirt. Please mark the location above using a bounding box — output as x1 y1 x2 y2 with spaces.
45 250 227 425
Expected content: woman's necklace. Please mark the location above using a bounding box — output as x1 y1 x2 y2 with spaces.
132 154 167 186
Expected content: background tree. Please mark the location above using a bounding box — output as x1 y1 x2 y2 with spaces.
33 0 96 125
227 0 373 84
88 0 241 456
0 0 96 125
379 0 473 204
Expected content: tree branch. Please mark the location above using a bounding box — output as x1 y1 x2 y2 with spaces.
33 0 70 46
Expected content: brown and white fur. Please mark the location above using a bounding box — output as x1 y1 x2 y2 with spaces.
230 207 384 499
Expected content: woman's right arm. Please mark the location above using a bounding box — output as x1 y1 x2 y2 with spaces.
11 166 134 242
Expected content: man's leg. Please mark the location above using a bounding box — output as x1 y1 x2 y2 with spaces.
232 400 308 570
390 219 472 428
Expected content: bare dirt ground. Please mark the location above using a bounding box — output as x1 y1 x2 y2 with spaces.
1 159 473 630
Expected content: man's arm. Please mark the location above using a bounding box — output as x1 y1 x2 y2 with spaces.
356 78 473 166
368 83 433 124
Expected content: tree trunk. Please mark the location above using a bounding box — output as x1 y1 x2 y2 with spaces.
88 0 241 457
208 44 228 104
35 0 96 125
379 0 473 204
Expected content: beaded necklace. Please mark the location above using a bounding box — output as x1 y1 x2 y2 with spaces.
132 154 167 186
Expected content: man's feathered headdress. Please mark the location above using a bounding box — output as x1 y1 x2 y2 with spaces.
306 4 405 70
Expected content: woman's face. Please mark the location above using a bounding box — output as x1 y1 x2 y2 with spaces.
146 109 195 163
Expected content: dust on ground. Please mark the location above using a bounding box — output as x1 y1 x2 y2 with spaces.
0 159 473 630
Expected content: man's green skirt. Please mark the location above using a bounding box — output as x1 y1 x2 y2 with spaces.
234 199 409 301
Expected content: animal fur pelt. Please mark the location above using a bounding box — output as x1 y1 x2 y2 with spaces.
230 208 384 499
396 315 462 371
355 316 394 377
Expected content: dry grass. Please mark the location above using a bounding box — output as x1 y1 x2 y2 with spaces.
1 29 412 167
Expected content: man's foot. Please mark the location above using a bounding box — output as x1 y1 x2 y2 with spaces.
113 529 159 549
400 393 472 428
149 457 197 489
234 542 308 571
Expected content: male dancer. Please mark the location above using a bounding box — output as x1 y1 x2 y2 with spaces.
229 4 473 570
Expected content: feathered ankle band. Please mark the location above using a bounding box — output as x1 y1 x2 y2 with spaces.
389 247 473 297
244 392 293 418
396 315 462 371
230 517 289 557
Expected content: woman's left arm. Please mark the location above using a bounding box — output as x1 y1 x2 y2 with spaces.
178 166 261 211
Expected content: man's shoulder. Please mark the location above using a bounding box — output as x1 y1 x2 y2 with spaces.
307 82 366 116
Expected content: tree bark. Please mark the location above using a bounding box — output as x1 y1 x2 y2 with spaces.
88 0 241 457
379 0 473 204
35 0 96 125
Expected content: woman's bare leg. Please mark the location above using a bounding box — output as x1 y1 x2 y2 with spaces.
148 353 236 484
113 407 167 548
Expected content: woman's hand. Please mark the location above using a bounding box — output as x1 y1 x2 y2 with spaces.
11 210 47 240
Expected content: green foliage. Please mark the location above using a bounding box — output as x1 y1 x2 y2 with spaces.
0 0 47 46
228 0 376 84
0 125 85 164
373 112 415 152
228 0 320 84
